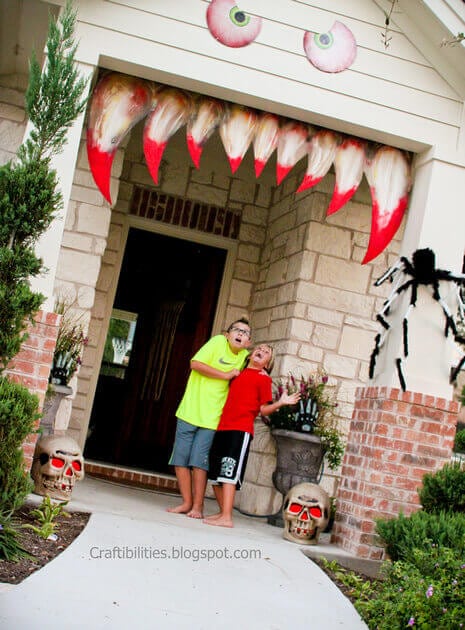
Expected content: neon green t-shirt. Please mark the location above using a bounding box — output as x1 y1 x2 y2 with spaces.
175 334 249 430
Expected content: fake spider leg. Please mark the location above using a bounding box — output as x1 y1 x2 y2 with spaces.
374 259 403 287
376 276 413 329
450 286 465 383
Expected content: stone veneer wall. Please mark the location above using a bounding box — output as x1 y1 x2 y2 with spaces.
332 386 459 559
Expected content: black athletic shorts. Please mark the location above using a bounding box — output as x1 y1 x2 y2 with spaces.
208 430 251 490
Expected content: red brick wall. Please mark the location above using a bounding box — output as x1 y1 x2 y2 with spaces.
331 386 460 560
5 309 61 471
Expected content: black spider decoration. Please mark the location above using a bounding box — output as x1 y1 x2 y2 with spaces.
369 248 465 391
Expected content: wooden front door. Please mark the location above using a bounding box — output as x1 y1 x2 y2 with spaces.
84 227 227 473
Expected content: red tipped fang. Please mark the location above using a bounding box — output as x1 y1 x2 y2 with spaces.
296 173 323 193
362 195 408 264
143 139 168 185
254 158 266 178
327 186 357 215
86 137 115 204
186 135 203 169
276 164 292 185
228 156 242 174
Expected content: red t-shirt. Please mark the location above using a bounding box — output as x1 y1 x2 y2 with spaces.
216 367 272 435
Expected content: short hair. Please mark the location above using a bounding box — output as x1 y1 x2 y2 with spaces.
246 343 275 374
227 317 250 332
263 344 275 374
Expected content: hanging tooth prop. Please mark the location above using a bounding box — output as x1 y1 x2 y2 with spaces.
253 112 279 178
327 138 366 215
143 88 192 185
362 146 411 264
186 97 225 168
219 104 257 173
276 121 310 185
297 129 339 193
87 73 155 204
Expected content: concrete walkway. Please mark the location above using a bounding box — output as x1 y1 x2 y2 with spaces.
0 476 368 629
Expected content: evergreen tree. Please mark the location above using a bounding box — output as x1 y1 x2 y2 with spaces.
0 0 88 371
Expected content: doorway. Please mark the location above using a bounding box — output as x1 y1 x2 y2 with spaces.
84 227 227 473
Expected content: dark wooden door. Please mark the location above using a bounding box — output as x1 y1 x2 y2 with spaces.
84 228 227 473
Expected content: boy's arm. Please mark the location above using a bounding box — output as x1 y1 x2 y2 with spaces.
191 360 240 381
260 391 300 417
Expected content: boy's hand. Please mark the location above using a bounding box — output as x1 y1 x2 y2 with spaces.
280 392 300 406
226 369 241 380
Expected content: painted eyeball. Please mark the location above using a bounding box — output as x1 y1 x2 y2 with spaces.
303 21 357 73
206 0 262 48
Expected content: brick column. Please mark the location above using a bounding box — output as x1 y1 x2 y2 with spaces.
5 309 61 471
331 386 459 560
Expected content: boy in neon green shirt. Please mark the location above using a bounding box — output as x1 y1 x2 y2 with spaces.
167 318 251 518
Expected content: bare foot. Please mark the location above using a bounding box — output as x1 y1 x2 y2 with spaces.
203 513 222 521
203 516 233 528
166 503 192 514
186 508 203 519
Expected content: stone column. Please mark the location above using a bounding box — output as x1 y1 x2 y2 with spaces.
334 154 465 558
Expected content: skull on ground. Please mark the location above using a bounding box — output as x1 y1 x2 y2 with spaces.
31 435 84 500
282 482 330 545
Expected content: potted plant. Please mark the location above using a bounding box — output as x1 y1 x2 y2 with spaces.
41 298 88 435
264 368 345 526
50 298 88 387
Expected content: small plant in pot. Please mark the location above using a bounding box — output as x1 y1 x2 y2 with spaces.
266 368 345 471
50 298 88 387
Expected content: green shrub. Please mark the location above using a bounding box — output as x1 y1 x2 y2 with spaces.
0 377 40 516
375 511 465 562
356 546 465 629
0 513 32 561
454 428 465 453
418 462 465 514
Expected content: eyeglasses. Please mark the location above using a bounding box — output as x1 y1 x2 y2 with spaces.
230 327 251 337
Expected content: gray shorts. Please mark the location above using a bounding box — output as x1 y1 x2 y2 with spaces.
168 418 215 471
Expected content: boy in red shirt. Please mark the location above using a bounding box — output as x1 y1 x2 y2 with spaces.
204 344 300 528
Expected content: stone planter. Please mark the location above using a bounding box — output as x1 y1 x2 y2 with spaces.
267 429 324 527
40 384 73 436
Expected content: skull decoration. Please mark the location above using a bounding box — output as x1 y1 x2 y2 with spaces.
282 482 330 545
31 435 85 500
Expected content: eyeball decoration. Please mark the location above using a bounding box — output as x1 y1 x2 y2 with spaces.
207 0 262 48
303 21 357 73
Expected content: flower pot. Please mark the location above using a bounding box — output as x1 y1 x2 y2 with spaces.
267 429 324 527
41 383 73 436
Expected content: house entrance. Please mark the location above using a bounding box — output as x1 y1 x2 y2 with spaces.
84 227 227 473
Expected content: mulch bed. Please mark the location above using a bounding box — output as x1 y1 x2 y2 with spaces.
0 503 90 585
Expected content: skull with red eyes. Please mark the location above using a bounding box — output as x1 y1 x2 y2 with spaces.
282 482 330 545
31 435 85 500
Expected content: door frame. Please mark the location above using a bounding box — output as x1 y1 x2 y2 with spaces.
82 210 239 455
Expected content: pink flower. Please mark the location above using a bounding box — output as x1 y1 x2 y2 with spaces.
426 585 433 598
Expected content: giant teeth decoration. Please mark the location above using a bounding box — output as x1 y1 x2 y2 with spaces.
186 97 225 168
297 129 339 193
327 137 366 215
276 121 310 185
86 73 155 204
253 112 279 178
363 145 411 264
143 88 192 184
86 72 413 264
219 104 257 173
